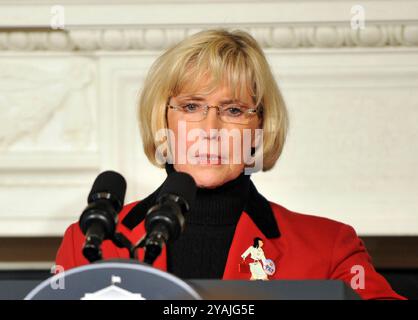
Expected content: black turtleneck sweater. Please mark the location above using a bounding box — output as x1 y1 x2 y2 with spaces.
165 164 251 279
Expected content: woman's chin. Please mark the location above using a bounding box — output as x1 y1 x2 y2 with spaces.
173 163 244 189
191 168 228 189
173 164 228 189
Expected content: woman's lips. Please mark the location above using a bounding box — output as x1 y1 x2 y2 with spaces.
195 154 227 165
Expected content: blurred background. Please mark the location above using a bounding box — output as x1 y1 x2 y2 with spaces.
0 0 417 298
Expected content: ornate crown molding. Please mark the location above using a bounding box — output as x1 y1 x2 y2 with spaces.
1 1 418 50
0 24 418 51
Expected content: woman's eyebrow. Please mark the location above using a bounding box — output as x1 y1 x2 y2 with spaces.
219 98 239 104
178 96 246 104
178 95 206 101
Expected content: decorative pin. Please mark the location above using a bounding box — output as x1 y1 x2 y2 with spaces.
240 237 276 280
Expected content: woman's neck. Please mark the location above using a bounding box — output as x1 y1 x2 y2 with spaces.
165 163 252 225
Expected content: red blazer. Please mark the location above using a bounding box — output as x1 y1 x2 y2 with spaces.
56 200 405 300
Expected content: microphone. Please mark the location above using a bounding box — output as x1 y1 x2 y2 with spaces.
142 172 196 265
79 171 127 262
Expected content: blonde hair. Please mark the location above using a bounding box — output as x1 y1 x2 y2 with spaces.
138 29 289 171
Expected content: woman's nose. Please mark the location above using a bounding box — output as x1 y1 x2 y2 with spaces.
200 106 222 131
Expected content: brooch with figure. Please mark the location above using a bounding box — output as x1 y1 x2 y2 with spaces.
240 237 276 280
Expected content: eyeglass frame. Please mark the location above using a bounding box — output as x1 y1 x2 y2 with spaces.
165 98 263 124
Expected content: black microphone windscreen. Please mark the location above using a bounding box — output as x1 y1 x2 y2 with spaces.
159 172 197 209
88 171 127 206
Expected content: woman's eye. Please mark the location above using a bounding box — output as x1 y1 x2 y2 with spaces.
225 106 244 116
182 103 200 112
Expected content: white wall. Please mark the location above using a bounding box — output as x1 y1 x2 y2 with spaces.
0 0 417 236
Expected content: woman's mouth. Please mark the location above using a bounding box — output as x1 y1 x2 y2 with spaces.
196 154 227 165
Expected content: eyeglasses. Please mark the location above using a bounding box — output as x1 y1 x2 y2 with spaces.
166 100 262 125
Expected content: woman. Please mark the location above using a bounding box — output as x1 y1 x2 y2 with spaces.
56 29 404 299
